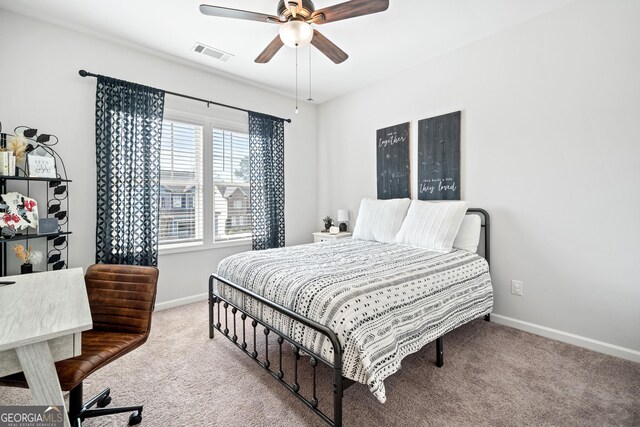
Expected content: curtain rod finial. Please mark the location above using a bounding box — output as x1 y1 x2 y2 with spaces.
78 70 88 77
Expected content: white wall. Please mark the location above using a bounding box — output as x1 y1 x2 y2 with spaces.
318 0 640 353
0 10 318 305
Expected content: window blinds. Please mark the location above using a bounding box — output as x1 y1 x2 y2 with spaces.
212 128 251 241
159 120 204 244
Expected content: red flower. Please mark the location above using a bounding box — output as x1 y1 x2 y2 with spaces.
24 200 36 212
2 213 12 224
11 214 20 223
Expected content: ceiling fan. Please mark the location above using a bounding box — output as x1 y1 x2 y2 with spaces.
199 0 390 64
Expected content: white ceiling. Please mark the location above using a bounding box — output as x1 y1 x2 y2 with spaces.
0 0 573 103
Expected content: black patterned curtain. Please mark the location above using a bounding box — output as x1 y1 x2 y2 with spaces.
94 76 165 266
248 112 285 250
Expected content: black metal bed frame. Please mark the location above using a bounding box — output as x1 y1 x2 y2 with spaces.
209 208 491 427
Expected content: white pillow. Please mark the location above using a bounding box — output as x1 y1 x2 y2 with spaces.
453 214 481 253
352 198 411 243
395 200 468 252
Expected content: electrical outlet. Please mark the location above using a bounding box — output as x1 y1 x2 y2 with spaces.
511 280 524 296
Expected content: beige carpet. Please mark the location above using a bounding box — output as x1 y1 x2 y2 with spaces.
1 301 638 426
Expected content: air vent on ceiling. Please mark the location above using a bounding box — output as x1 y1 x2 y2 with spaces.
192 43 233 62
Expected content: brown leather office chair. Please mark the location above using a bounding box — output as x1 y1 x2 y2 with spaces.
0 264 159 426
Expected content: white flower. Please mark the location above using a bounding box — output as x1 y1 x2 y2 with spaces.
29 250 44 266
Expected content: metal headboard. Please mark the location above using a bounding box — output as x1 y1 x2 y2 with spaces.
466 208 490 266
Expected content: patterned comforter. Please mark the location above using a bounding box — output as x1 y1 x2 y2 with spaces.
216 238 493 403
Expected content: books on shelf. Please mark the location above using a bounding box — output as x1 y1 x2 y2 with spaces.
0 151 7 175
0 151 16 176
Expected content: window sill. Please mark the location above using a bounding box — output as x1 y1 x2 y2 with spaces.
159 238 251 256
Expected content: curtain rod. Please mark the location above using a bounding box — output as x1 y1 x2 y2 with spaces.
78 69 292 123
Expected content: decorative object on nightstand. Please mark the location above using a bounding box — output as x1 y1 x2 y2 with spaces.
312 231 352 243
329 226 340 234
337 209 349 232
322 215 333 232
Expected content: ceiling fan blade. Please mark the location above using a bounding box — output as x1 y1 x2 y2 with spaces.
200 4 282 23
255 35 285 63
310 0 389 24
311 30 348 64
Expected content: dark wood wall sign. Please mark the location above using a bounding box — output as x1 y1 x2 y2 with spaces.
376 122 410 199
417 111 461 200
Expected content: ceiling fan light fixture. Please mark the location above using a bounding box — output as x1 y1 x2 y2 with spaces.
279 20 313 48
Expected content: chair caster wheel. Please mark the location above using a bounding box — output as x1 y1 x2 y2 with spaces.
128 411 142 426
96 394 111 408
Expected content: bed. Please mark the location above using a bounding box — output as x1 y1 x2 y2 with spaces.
209 207 492 426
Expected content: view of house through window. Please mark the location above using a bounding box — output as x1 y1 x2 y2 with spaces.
159 120 204 245
213 129 251 241
159 115 251 248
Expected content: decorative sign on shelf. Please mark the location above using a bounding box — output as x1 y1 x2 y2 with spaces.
376 122 410 199
417 111 461 200
27 147 57 178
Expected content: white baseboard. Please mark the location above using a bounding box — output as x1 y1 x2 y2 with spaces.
491 314 640 363
152 296 640 363
155 292 208 311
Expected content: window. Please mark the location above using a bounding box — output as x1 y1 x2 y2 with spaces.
158 109 251 252
159 120 203 245
212 129 251 241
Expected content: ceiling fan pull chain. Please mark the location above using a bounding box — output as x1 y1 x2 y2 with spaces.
295 44 299 114
307 46 313 102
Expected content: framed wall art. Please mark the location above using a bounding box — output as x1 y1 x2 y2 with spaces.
376 122 410 199
417 111 461 200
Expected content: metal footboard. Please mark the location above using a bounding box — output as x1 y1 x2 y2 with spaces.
209 274 350 426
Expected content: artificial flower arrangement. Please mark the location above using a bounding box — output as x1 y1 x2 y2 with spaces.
7 134 28 161
12 244 43 264
12 244 43 274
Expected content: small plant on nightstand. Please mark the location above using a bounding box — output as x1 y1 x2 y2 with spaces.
322 215 333 232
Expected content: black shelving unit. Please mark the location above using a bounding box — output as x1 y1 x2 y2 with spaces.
0 173 71 276
0 176 71 182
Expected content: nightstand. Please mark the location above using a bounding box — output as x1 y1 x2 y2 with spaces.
313 232 352 243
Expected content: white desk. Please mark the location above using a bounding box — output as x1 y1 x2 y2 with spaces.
0 268 92 427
